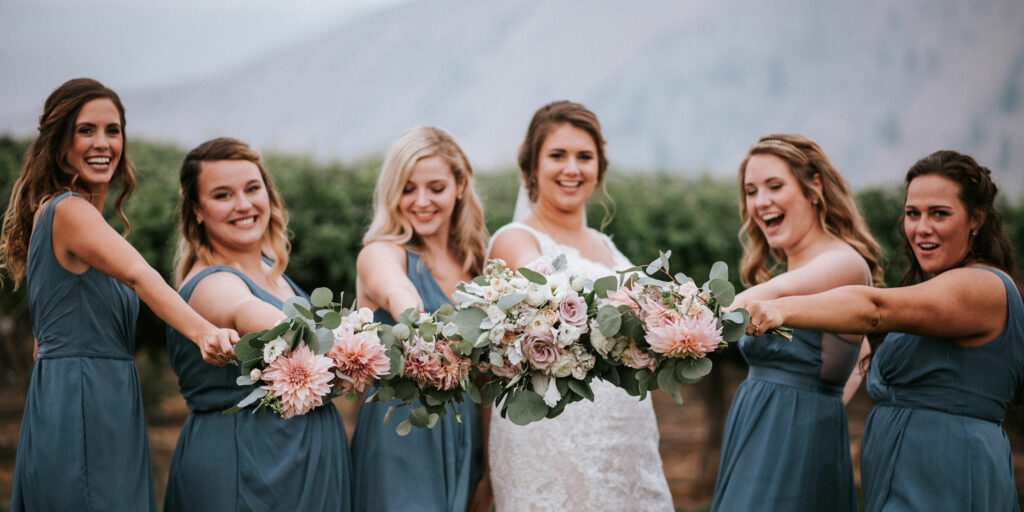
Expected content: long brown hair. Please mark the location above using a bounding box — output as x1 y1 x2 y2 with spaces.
173 138 290 286
518 100 615 229
363 126 487 275
0 78 136 288
737 134 883 286
898 150 1021 298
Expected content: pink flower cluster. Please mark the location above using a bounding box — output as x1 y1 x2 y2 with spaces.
327 327 390 394
261 344 335 419
403 335 472 391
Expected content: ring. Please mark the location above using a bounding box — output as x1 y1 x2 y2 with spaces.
751 323 760 334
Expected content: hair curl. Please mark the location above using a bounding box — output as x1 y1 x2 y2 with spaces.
0 78 136 289
363 126 488 275
173 137 290 286
737 134 883 287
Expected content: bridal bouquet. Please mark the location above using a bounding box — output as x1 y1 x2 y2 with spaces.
450 256 599 425
226 288 390 418
366 305 482 435
591 252 754 403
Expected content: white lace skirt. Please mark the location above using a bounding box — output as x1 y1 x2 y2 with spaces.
488 380 674 511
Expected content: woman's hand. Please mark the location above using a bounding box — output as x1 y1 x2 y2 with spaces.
195 327 239 366
744 299 786 337
468 471 494 512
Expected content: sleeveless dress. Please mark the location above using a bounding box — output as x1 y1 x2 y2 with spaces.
350 249 483 512
11 191 156 511
861 266 1023 511
711 327 859 511
487 222 674 512
163 266 352 512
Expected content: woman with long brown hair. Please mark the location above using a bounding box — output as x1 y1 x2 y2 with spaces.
745 150 1023 511
163 137 352 511
712 134 882 511
5 78 237 511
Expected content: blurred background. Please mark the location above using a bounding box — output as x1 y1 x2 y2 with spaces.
1 0 1023 509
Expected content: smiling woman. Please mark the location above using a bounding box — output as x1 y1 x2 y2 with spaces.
2 78 238 512
744 150 1024 510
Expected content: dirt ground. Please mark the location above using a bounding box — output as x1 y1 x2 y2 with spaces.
2 364 1022 510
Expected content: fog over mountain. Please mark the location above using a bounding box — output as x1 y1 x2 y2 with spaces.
3 0 1022 194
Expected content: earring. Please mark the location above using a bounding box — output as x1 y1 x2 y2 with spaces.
196 216 203 225
972 229 978 237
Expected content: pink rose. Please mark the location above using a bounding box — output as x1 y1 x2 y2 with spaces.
521 329 561 373
490 359 523 379
622 341 657 371
559 292 588 328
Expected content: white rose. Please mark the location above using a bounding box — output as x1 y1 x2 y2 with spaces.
488 324 507 344
529 310 552 331
262 338 288 364
550 351 576 378
486 304 506 325
556 323 582 347
509 277 529 292
547 273 571 302
357 307 374 324
589 319 613 356
525 283 552 306
570 275 588 292
249 368 263 381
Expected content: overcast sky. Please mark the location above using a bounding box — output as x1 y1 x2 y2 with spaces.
0 0 408 112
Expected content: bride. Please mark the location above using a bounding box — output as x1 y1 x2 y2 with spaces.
487 101 674 511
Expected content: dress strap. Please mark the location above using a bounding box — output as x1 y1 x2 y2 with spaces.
179 265 305 309
488 222 557 257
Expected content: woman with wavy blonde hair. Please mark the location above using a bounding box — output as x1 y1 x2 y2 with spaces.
712 134 882 511
352 126 490 512
164 137 352 511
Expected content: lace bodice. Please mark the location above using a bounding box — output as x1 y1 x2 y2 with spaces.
487 222 674 512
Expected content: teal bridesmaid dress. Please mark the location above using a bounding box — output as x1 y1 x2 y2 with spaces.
163 266 352 511
712 328 859 511
350 249 483 512
861 266 1023 511
11 191 157 511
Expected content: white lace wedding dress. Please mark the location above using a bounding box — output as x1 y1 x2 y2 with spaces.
487 222 674 512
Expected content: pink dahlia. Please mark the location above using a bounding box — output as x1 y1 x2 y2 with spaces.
261 344 335 419
403 336 471 390
603 286 640 312
328 330 390 394
644 310 723 359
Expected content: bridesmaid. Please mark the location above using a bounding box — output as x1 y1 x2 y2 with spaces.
163 138 352 511
4 79 237 511
746 150 1023 511
350 126 489 511
711 135 883 511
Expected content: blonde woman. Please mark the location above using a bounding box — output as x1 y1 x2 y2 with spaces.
712 135 883 511
350 126 490 512
163 138 351 511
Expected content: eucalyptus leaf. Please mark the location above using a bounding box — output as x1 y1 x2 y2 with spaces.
593 275 618 299
497 293 527 310
393 378 419 402
321 311 342 330
659 250 672 274
419 321 437 341
674 273 694 285
506 390 549 426
465 381 482 404
383 405 397 426
489 352 505 367
709 261 729 282
236 387 267 409
282 297 313 320
396 420 412 436
427 413 440 428
398 307 419 325
387 346 404 377
657 367 682 395
314 328 334 355
236 375 254 386
436 303 455 317
310 287 333 308
517 267 547 285
376 385 396 402
596 305 623 337
708 278 735 306
452 307 487 344
566 379 595 401
646 255 663 275
678 357 713 380
408 406 430 427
